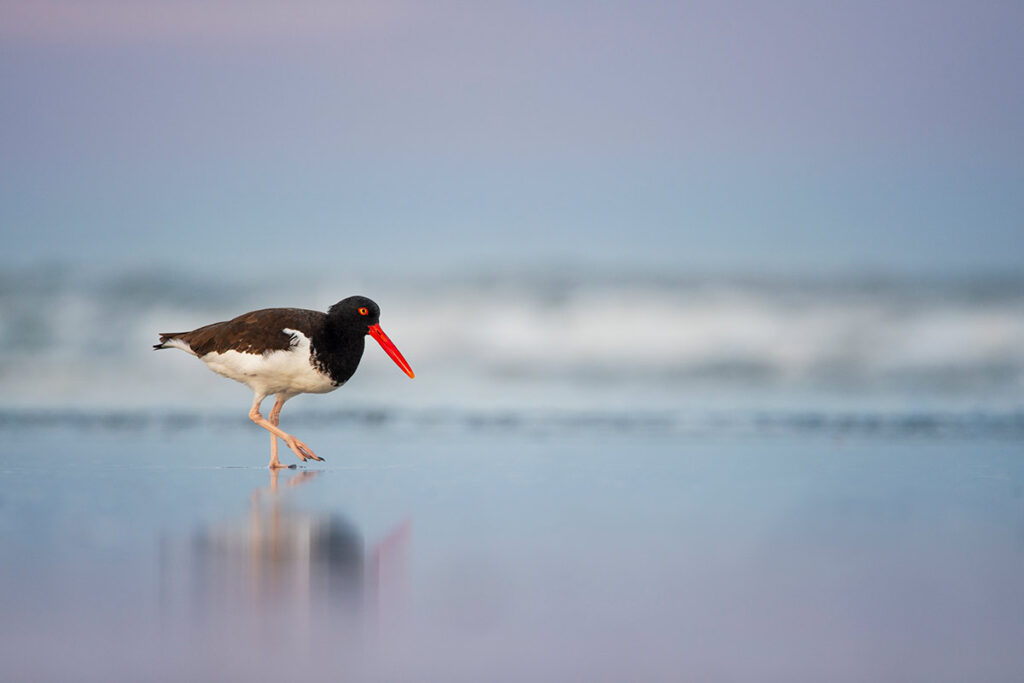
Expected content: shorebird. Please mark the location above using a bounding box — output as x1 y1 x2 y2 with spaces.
155 296 414 468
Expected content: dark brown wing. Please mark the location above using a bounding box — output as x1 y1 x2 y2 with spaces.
158 308 326 356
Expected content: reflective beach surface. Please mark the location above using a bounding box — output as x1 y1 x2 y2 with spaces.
2 417 1022 682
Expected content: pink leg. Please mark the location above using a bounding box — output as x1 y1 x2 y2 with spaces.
268 395 286 468
249 394 324 468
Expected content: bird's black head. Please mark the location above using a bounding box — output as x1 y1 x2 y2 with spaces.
326 295 415 378
328 295 381 331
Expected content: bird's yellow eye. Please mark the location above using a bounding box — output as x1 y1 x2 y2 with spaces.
358 307 369 316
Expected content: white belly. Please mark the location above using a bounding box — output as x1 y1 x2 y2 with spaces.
198 329 338 397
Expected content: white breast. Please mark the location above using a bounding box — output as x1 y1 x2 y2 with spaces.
199 328 339 397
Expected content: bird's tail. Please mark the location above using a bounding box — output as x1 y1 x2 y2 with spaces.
154 333 188 351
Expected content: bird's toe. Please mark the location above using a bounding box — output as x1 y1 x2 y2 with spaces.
285 437 321 463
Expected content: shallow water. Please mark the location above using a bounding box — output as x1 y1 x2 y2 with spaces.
1 421 1022 681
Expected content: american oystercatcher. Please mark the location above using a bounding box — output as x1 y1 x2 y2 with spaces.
154 296 414 468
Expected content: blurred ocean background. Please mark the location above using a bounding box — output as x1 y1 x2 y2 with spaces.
1 265 1022 433
2 0 1022 429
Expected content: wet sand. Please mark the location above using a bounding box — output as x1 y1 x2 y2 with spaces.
1 420 1023 681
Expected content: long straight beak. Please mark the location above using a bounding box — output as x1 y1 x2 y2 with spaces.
367 324 415 378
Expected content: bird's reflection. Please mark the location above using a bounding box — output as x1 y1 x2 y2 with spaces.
160 469 411 659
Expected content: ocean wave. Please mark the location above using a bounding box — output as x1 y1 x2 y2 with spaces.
1 265 1022 411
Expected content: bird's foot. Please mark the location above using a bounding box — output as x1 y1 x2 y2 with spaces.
285 437 324 463
269 462 298 470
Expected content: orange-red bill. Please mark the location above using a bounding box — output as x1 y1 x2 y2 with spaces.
368 323 415 378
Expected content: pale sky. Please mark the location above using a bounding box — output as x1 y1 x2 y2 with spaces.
1 0 1021 274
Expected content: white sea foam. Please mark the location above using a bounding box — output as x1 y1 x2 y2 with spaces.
1 266 1022 412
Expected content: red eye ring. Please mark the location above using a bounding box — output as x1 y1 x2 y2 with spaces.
358 307 369 316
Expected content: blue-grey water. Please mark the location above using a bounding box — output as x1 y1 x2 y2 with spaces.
1 420 1023 682
1 266 1023 680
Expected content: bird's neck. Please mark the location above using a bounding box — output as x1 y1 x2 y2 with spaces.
310 322 366 385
